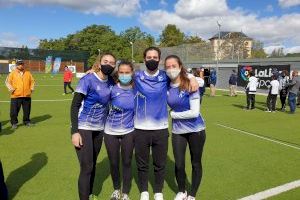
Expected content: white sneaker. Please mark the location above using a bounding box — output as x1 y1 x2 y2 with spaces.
62 93 66 95
187 195 195 200
140 191 149 200
110 190 121 200
174 191 187 200
154 193 164 200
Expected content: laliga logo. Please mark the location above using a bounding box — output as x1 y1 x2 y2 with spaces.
240 66 252 81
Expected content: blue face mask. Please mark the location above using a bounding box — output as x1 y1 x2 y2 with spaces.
118 74 132 85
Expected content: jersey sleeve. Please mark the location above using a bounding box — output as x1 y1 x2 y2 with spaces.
75 75 89 95
190 91 200 100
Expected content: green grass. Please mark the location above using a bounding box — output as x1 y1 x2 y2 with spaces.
0 74 299 200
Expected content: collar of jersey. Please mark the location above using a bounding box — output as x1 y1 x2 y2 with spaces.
117 83 132 90
144 69 160 77
93 72 108 82
170 82 180 88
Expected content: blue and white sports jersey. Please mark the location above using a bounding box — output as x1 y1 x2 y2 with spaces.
134 70 169 130
105 84 134 135
167 86 205 134
76 73 113 131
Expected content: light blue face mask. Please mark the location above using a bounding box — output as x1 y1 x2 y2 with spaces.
118 74 132 85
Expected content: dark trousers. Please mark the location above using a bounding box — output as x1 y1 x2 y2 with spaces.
64 82 74 94
75 130 104 200
10 97 31 125
246 94 255 109
0 161 8 200
134 129 169 193
280 89 287 109
172 131 206 197
267 94 277 111
104 133 135 194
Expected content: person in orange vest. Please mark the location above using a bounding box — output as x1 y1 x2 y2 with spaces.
63 65 74 95
5 60 35 129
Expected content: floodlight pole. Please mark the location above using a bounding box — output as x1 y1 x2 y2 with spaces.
98 49 101 57
130 42 134 62
216 21 221 82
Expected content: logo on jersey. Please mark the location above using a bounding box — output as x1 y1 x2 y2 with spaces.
158 75 163 82
96 85 101 91
179 91 186 98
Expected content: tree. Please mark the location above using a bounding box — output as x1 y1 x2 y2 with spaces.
251 40 267 58
270 47 285 58
183 35 206 44
120 27 154 62
286 53 300 57
159 24 184 47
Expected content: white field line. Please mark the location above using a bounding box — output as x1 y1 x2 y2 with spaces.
216 88 268 96
0 99 72 103
216 123 300 151
239 179 300 200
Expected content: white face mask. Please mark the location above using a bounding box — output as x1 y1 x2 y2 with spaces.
166 68 181 80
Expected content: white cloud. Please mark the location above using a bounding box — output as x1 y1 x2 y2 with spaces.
285 46 300 53
160 0 167 6
0 0 140 16
0 32 20 47
140 0 300 49
174 0 228 18
278 0 300 8
265 4 274 12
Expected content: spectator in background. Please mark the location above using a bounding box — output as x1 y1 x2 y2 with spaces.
194 68 205 104
63 65 75 95
245 71 258 110
5 59 35 129
209 68 217 97
229 70 238 96
278 70 290 111
0 160 8 200
286 70 300 114
266 75 279 112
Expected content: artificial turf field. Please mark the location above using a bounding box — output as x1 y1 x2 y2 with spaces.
0 73 299 200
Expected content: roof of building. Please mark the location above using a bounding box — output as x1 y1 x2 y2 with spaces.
209 31 252 40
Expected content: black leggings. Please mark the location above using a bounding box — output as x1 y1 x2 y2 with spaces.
280 89 287 109
75 130 104 200
134 129 169 193
172 131 206 197
104 133 135 194
64 82 74 93
267 94 277 111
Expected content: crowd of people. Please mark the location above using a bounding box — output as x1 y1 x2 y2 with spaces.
236 69 300 113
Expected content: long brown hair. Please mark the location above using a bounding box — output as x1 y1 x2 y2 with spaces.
164 55 190 91
92 52 116 72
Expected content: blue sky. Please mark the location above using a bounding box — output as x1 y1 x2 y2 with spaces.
0 0 300 54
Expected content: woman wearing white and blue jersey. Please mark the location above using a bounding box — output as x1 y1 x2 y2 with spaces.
134 47 199 200
165 55 206 200
104 61 135 200
70 53 116 200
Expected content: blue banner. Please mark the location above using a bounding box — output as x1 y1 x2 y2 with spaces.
52 57 61 74
45 56 52 73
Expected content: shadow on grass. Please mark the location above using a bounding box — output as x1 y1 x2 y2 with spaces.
0 114 52 137
30 114 52 124
6 152 48 200
93 157 110 196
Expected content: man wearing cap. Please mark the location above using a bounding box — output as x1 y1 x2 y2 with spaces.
5 60 35 129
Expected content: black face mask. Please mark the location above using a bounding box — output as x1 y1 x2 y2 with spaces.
100 64 114 75
145 59 159 71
